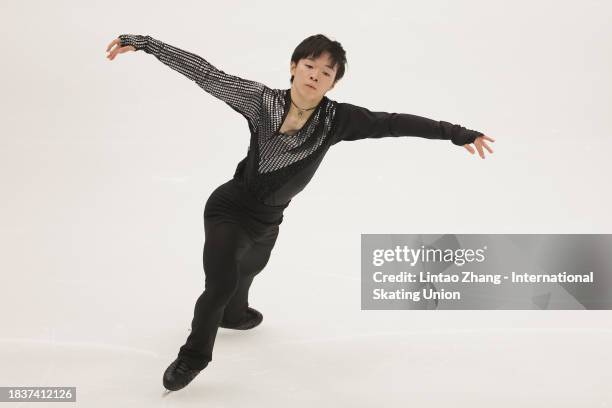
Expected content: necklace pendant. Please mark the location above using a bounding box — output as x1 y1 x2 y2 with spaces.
298 110 303 118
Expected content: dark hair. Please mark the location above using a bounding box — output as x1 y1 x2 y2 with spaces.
290 34 347 85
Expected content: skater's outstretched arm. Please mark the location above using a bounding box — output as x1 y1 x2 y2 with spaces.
332 102 494 158
108 34 264 130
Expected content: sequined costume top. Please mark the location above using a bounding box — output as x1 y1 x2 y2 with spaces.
118 34 484 206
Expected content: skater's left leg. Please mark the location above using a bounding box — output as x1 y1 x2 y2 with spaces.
177 221 252 368
222 224 279 324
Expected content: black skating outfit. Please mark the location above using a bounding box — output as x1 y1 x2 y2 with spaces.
119 34 484 370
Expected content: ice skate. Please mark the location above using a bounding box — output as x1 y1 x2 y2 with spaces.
220 307 263 330
163 357 205 391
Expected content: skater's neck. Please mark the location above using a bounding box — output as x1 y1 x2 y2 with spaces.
289 86 323 112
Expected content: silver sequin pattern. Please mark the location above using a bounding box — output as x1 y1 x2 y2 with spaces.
256 88 335 173
118 34 336 176
119 34 264 135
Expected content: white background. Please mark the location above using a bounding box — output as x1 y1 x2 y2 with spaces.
1 0 611 406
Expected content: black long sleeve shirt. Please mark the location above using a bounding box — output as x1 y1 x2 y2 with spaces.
119 34 484 206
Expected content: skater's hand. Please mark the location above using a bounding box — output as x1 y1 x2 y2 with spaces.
463 135 495 159
106 38 135 61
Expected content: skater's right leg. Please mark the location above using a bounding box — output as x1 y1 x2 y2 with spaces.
177 220 253 370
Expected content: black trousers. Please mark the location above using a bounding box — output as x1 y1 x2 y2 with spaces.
178 178 289 369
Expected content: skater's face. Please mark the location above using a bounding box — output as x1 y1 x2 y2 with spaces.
290 51 338 98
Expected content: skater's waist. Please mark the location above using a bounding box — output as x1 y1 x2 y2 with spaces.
229 179 289 210
206 179 289 225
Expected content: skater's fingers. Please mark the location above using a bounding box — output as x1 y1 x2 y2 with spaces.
482 134 495 142
463 144 475 154
106 38 122 60
474 137 494 156
481 140 494 154
107 45 135 61
475 142 485 159
106 38 119 52
116 45 136 55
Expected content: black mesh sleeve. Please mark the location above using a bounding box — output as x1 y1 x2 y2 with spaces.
118 34 265 129
332 102 483 146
